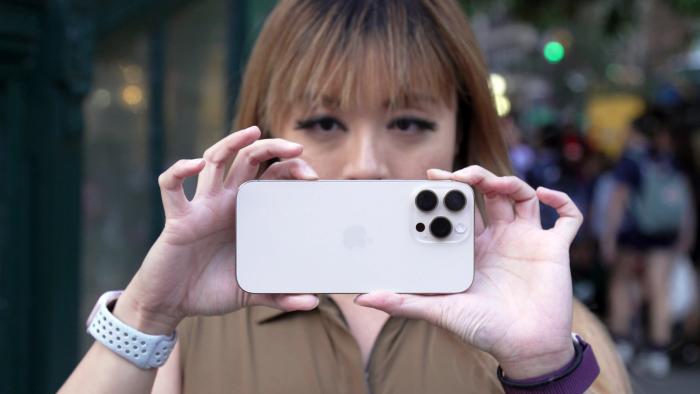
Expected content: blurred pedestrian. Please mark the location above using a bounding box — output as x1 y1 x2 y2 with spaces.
526 124 565 229
503 113 535 180
602 107 696 378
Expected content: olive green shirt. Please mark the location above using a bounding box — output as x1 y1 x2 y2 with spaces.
178 295 502 393
178 295 631 393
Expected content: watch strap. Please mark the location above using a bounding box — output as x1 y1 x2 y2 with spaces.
86 290 177 369
497 334 600 394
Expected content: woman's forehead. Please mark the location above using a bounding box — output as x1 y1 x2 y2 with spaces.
266 38 457 127
302 92 449 110
288 85 457 116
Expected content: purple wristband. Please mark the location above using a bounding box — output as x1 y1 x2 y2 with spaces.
497 335 600 394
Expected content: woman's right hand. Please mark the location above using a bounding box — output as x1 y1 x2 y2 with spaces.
113 126 320 334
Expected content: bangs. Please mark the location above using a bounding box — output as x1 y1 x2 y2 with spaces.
239 0 512 185
264 0 458 128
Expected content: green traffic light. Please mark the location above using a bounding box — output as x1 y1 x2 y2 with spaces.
543 41 565 63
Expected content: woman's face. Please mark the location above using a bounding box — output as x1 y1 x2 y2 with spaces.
275 93 458 180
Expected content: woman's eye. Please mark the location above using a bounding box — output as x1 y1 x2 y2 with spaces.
295 116 346 133
388 117 437 133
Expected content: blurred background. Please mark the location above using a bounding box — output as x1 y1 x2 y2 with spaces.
1 0 700 392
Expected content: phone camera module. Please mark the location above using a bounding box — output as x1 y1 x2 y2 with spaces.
429 216 452 238
415 190 438 211
444 190 466 211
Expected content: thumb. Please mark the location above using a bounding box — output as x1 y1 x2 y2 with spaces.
249 293 320 312
354 290 444 324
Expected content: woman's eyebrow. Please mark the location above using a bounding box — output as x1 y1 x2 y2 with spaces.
301 94 439 111
384 94 439 110
320 96 340 109
298 94 341 110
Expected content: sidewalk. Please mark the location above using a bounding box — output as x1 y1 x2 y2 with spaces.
631 367 700 393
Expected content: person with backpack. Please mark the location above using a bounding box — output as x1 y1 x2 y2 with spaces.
602 107 696 378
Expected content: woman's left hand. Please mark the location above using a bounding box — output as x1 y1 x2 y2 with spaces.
355 165 582 379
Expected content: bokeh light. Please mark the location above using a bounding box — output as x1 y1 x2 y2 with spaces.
543 41 565 63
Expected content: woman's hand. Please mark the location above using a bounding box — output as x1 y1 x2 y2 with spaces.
355 165 583 379
114 126 320 335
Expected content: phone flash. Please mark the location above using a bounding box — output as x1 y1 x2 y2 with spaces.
455 223 466 234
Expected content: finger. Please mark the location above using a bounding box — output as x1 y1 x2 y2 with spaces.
224 139 304 189
453 166 539 224
427 168 486 235
451 166 515 223
354 291 446 324
260 158 319 180
273 294 320 311
426 168 452 180
536 186 583 243
158 158 205 217
195 126 261 198
250 293 319 311
488 176 539 224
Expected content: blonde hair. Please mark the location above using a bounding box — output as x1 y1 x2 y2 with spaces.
234 0 510 174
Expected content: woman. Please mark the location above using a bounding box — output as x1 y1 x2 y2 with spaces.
603 108 696 377
61 1 630 392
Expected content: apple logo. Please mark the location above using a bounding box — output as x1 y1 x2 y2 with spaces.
343 225 372 249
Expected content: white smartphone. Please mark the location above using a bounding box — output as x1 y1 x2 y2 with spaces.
236 180 474 294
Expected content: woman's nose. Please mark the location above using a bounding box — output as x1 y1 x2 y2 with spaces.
340 129 390 180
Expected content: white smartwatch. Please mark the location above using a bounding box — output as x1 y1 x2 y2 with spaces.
86 290 177 369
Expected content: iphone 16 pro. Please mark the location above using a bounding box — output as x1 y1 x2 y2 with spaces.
235 180 474 294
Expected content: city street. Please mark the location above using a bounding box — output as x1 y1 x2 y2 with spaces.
4 0 700 392
632 367 700 393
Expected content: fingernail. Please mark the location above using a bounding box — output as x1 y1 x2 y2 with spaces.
302 165 319 179
236 125 260 136
355 291 401 307
302 295 320 309
430 168 452 175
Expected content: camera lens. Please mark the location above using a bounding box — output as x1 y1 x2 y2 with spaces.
415 190 438 211
444 190 466 211
429 216 452 238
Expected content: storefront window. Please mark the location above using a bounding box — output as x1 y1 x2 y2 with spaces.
81 0 228 351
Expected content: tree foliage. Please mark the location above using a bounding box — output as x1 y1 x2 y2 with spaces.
464 0 699 33
669 0 700 15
